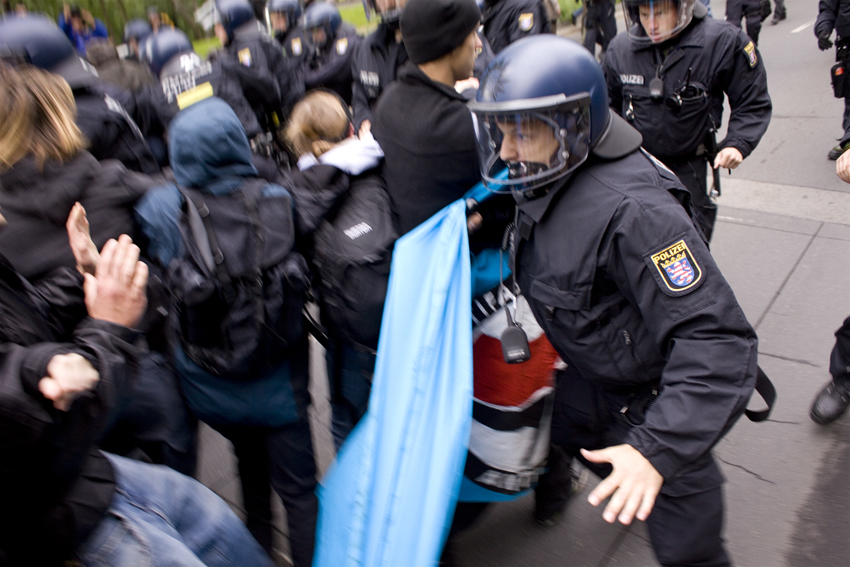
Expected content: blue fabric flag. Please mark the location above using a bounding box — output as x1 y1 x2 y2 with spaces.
314 198 473 567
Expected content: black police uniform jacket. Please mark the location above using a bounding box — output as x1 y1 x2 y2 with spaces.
514 149 758 481
280 26 310 71
603 14 771 161
139 54 271 139
73 83 160 174
351 23 408 133
816 0 850 40
226 21 305 119
303 27 361 106
482 0 552 55
0 258 143 565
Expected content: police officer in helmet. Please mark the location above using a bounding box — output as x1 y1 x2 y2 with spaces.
604 0 771 241
351 0 408 136
302 1 360 105
0 13 159 174
139 28 282 179
124 18 153 61
215 0 304 121
267 0 308 66
471 35 762 566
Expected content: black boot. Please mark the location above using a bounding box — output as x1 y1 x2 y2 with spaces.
810 375 850 425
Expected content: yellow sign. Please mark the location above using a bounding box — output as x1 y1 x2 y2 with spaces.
177 82 214 109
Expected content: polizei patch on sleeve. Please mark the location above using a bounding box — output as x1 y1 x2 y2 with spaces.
518 13 534 31
743 41 757 68
648 239 703 294
238 48 252 67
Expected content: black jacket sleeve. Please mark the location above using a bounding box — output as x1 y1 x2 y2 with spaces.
716 30 772 158
607 198 758 480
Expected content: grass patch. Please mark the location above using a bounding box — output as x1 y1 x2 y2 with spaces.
194 37 222 59
339 2 378 35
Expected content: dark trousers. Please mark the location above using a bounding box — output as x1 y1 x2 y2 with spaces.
663 157 718 241
830 316 850 379
213 418 318 567
539 365 730 567
325 338 376 451
583 0 617 54
840 96 850 146
726 0 763 45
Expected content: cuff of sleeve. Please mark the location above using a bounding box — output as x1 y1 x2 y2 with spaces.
75 318 144 345
719 140 751 160
625 434 682 481
19 344 74 399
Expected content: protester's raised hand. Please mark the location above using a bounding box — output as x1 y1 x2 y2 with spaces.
66 202 99 275
38 353 99 411
84 235 148 328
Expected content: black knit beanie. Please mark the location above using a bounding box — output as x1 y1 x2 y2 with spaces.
401 0 481 65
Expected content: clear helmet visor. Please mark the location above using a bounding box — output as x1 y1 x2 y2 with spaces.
471 95 592 194
623 0 695 44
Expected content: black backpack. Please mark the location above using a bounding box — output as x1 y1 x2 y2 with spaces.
168 179 309 378
312 174 397 350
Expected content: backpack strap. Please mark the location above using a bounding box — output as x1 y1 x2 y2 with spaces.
240 181 266 326
178 186 235 302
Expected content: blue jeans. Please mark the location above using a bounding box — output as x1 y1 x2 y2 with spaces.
77 453 274 567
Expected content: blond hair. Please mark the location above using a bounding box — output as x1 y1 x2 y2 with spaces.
0 63 87 172
285 90 350 158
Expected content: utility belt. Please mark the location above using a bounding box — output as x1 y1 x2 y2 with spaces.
831 37 850 98
659 128 722 199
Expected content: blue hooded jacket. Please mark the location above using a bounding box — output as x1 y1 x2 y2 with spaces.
135 98 302 428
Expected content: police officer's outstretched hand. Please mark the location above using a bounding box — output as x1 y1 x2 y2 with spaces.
837 149 850 183
819 34 834 51
581 445 664 525
713 147 743 170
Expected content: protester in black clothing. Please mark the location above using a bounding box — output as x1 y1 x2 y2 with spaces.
582 0 617 60
471 35 760 567
372 0 483 235
0 14 160 174
481 0 551 54
605 0 771 240
352 0 409 136
816 0 850 159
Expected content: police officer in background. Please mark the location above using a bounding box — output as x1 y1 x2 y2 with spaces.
604 0 771 240
725 0 764 45
816 0 850 159
0 14 160 174
351 0 408 137
124 18 153 61
215 0 304 121
470 35 761 567
302 1 360 105
481 0 551 54
268 0 308 68
582 0 617 61
139 28 283 179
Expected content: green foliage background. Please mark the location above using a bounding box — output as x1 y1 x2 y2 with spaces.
2 0 590 47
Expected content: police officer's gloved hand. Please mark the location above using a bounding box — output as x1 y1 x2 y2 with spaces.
819 34 834 51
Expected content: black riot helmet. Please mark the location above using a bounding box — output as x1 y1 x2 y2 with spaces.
0 13 98 88
622 0 699 44
267 0 302 31
142 28 195 78
470 36 641 195
216 0 257 41
361 0 405 26
303 1 341 47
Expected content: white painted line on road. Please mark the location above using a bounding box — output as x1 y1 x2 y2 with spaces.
792 21 814 34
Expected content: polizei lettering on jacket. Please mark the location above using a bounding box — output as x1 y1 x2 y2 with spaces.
360 70 380 87
620 74 645 85
161 61 214 103
344 222 373 240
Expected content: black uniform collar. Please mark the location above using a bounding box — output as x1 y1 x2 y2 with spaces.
398 61 469 102
515 172 574 224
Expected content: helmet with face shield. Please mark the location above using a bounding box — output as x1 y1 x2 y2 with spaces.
470 36 630 195
622 0 696 44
